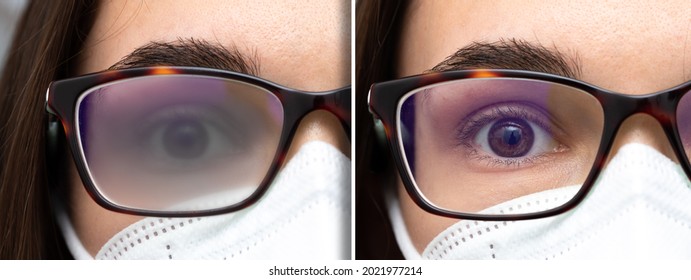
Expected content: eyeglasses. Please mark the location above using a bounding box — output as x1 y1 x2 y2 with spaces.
368 69 691 221
46 66 350 217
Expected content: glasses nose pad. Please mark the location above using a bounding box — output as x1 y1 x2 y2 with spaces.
282 110 350 165
604 113 679 165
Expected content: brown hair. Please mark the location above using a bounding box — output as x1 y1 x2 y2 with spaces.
355 0 409 259
0 0 97 259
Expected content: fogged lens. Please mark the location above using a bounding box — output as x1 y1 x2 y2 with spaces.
76 75 284 212
675 89 691 164
398 78 604 215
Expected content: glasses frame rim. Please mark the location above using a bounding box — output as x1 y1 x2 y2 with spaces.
46 66 351 217
368 69 691 221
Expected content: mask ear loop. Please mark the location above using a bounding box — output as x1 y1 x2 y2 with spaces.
385 183 422 259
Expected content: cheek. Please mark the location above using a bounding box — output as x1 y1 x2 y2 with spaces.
398 177 457 253
69 162 141 256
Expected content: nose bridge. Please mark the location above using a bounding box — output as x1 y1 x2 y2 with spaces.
280 88 351 165
642 92 676 125
607 89 677 123
604 92 679 164
283 109 351 164
302 88 351 128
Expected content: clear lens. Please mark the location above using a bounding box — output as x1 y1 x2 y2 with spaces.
76 75 284 212
397 78 604 215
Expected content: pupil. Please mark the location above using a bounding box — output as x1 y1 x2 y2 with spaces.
488 118 534 158
162 119 209 159
502 126 522 146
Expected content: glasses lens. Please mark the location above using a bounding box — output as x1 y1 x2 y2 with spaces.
76 75 284 212
675 89 691 164
397 78 604 216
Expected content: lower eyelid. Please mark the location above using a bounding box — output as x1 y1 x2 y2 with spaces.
467 149 559 167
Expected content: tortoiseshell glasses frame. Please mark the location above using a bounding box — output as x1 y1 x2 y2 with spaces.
368 69 691 221
46 66 350 217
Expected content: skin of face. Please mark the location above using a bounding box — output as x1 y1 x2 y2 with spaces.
397 0 691 253
71 0 350 256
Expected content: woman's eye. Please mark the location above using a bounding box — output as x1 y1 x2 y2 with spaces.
459 102 565 166
475 116 556 159
479 117 535 157
156 118 212 160
136 106 245 170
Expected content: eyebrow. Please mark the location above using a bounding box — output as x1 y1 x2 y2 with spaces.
109 38 260 75
430 38 581 79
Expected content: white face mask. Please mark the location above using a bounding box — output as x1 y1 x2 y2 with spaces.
390 143 691 259
58 141 351 260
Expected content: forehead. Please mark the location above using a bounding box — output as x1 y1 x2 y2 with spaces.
399 0 691 94
79 0 350 91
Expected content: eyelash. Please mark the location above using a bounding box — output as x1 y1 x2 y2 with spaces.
455 102 559 167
